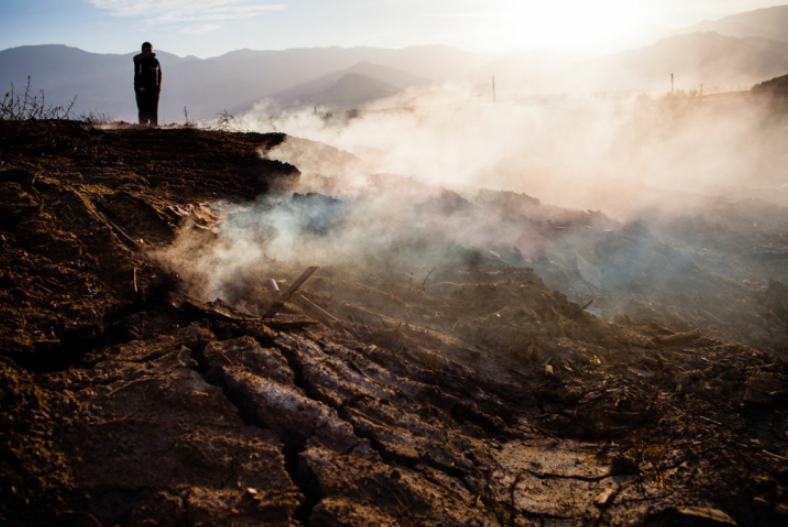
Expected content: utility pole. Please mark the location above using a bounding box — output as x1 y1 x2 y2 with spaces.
671 73 674 96
492 76 497 103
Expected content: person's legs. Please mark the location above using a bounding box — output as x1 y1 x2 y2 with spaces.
150 90 159 126
137 90 159 126
135 90 146 125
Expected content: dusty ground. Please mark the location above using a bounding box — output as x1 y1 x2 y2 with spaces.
1 118 787 527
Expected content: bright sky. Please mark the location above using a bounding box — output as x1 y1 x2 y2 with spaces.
0 1 783 58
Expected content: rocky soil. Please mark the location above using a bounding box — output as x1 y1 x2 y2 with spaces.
1 119 787 526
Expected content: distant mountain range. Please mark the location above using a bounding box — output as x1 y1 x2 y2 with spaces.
0 44 488 121
271 62 432 108
469 5 788 95
579 31 788 93
2 5 788 122
682 4 788 42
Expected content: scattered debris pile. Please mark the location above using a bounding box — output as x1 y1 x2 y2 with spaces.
1 119 787 527
529 198 788 355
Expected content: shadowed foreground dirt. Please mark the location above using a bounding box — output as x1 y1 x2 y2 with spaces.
1 120 787 526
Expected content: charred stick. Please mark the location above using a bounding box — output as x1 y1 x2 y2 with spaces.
419 266 437 291
264 266 319 318
652 329 701 346
296 295 341 323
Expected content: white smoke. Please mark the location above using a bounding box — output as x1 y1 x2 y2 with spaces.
206 82 788 218
163 81 788 338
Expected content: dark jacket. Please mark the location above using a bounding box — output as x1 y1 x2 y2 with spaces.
133 52 162 91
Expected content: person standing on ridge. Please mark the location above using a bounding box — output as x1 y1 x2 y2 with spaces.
133 42 162 126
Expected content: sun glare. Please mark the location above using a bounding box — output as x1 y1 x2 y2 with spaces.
501 0 642 49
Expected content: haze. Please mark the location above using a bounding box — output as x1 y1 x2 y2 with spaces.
1 1 784 58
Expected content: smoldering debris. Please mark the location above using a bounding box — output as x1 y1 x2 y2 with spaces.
159 123 788 355
2 119 788 527
531 197 788 354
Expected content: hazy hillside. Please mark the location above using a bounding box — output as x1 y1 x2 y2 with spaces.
468 31 788 97
370 45 491 80
752 71 788 97
345 61 432 89
164 47 402 116
685 5 788 43
472 5 788 97
274 62 431 108
466 48 584 95
583 31 788 93
318 73 400 107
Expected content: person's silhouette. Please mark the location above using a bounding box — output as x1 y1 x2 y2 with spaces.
133 42 162 126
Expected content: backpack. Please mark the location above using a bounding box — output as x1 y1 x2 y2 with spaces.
135 56 160 89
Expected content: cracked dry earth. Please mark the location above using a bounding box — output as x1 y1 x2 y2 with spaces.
1 119 788 527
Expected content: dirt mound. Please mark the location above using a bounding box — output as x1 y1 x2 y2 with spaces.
752 73 788 98
1 120 787 526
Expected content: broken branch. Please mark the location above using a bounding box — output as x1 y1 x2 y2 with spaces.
263 266 319 318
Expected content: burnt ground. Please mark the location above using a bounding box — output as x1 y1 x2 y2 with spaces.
1 119 787 527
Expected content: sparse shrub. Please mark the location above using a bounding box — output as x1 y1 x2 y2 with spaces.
1 77 76 121
183 106 195 128
79 111 113 125
217 109 237 131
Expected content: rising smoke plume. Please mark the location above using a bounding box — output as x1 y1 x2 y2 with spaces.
158 81 788 352
217 83 788 215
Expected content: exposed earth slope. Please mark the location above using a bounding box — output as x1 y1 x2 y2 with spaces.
1 119 787 527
